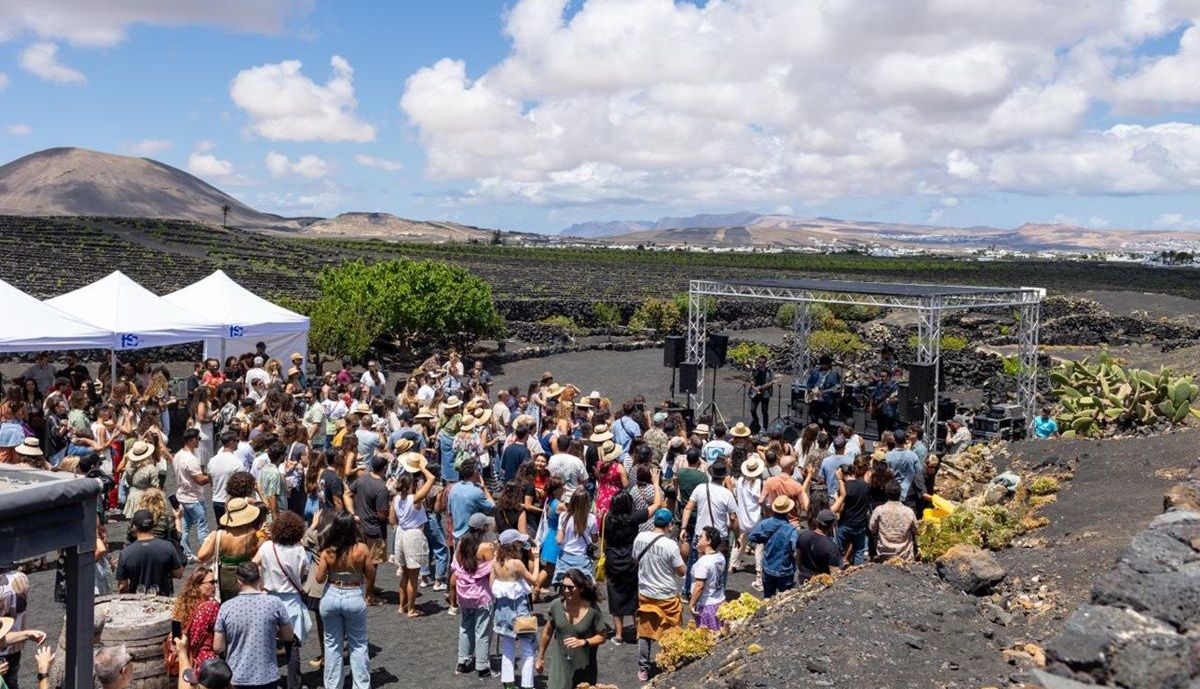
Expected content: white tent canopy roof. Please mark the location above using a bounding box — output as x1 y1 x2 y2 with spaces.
0 278 113 353
163 270 309 337
46 271 225 350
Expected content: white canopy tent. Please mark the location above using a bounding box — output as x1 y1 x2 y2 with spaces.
163 270 310 369
47 271 226 379
0 278 113 353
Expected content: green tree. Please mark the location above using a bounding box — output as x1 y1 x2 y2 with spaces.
592 302 622 328
630 297 683 333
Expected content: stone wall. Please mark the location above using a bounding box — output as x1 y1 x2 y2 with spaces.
1037 458 1200 688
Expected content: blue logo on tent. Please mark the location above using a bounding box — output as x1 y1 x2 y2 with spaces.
120 334 140 348
229 325 245 337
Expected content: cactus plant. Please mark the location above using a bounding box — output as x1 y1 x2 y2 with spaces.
1051 355 1200 437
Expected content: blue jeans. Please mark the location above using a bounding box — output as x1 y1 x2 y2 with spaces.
320 585 370 689
422 516 449 582
458 606 493 671
179 501 209 561
835 524 868 566
682 533 699 594
439 432 459 482
762 573 795 598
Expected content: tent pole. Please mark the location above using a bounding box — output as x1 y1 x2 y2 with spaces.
110 350 117 383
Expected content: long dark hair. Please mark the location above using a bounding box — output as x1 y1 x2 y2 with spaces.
561 568 600 605
566 488 590 536
495 481 523 516
455 528 484 573
320 512 360 561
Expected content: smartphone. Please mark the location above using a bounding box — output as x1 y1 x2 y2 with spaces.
167 495 179 510
171 620 182 640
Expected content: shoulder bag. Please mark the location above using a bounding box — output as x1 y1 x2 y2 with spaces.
272 542 312 607
594 514 607 582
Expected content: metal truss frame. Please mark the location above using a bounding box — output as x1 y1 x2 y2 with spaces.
685 279 1045 435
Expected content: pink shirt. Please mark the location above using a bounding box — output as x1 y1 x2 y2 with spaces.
451 558 493 610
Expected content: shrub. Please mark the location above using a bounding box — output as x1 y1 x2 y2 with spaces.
1027 476 1061 496
630 297 683 333
776 303 846 331
592 302 622 328
656 624 717 672
906 334 970 352
917 506 1021 561
538 315 582 334
727 341 772 368
807 329 866 357
673 292 716 320
829 303 884 322
717 592 764 624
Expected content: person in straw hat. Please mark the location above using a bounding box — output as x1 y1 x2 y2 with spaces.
437 395 465 481
197 497 264 602
733 454 765 588
593 439 628 519
121 440 160 520
747 495 801 597
390 452 436 617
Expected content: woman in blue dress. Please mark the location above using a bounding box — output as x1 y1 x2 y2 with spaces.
533 477 564 600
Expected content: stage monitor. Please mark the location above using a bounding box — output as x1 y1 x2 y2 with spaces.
678 362 699 394
705 333 729 367
908 363 936 402
663 336 685 367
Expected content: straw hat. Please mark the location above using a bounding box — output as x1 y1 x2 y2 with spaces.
741 456 765 478
14 438 43 457
0 616 13 642
729 422 752 438
287 367 300 377
573 398 593 409
125 440 154 463
468 406 492 426
600 440 622 462
393 437 415 454
693 423 710 437
544 383 564 399
290 352 304 362
771 495 795 514
442 395 463 410
219 498 261 528
354 402 372 415
400 452 428 473
589 424 613 443
540 371 554 382
414 408 435 421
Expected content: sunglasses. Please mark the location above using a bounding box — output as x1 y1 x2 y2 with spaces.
559 583 577 591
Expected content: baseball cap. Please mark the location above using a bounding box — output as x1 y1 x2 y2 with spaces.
498 529 529 546
468 513 490 531
652 508 673 527
816 509 837 528
253 356 264 366
833 435 847 448
131 509 155 532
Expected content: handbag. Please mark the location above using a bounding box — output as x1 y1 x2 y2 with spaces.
594 515 607 582
513 615 539 634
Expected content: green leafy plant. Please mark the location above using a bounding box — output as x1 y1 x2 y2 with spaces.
776 303 846 331
807 329 866 357
592 302 622 328
717 592 764 624
1051 356 1200 437
656 624 717 672
906 334 970 352
672 292 716 320
1002 355 1022 377
630 297 683 333
727 341 772 368
1027 476 1061 496
828 303 884 322
918 505 1022 561
538 315 582 334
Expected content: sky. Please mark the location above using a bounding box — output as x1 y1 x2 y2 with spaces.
3 1 1200 234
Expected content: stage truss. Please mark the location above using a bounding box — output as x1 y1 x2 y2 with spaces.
685 278 1045 439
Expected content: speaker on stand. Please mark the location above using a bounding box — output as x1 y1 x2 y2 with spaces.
678 363 699 395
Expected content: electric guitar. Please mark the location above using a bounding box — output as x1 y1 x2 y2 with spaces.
748 374 783 400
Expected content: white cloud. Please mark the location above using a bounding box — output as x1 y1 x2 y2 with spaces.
0 71 7 92
399 0 1200 207
354 153 403 171
19 42 85 84
0 1 311 48
230 55 375 142
125 138 172 156
1153 212 1200 228
186 141 234 179
264 150 328 178
5 123 31 135
256 180 343 214
1113 25 1200 112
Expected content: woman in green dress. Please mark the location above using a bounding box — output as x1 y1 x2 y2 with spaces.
535 568 610 689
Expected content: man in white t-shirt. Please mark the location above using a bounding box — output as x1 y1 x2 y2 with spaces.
360 360 386 397
634 508 686 682
174 429 210 563
547 451 586 499
700 424 734 465
492 390 513 433
208 430 244 523
244 357 270 391
680 461 739 594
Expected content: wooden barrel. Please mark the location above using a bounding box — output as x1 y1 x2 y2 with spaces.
50 594 174 689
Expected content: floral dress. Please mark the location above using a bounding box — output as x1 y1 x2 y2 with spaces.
593 460 623 519
186 599 221 666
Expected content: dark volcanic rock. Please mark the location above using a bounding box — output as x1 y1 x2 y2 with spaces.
936 544 1007 595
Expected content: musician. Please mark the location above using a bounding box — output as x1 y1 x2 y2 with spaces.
869 369 900 434
747 355 774 433
803 355 842 429
872 344 903 383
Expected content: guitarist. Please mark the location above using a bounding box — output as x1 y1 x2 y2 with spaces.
803 355 843 430
747 355 774 433
869 368 901 435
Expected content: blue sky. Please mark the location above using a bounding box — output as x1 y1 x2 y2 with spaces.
3 1 1200 234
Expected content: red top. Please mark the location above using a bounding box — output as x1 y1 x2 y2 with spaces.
186 599 221 666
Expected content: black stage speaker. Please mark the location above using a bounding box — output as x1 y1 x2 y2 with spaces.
705 333 729 367
678 362 699 394
663 336 685 367
766 417 801 443
908 363 936 403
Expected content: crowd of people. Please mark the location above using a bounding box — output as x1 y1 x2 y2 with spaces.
0 345 954 689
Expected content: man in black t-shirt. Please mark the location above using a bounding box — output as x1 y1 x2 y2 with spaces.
351 455 391 604
116 510 185 595
499 426 532 481
796 509 843 583
831 457 871 565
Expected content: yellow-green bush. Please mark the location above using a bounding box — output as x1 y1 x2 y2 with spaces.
808 329 866 357
917 506 1021 561
630 298 683 333
717 592 764 623
538 315 582 334
656 624 717 672
777 303 846 331
728 341 772 368
1027 476 1061 496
